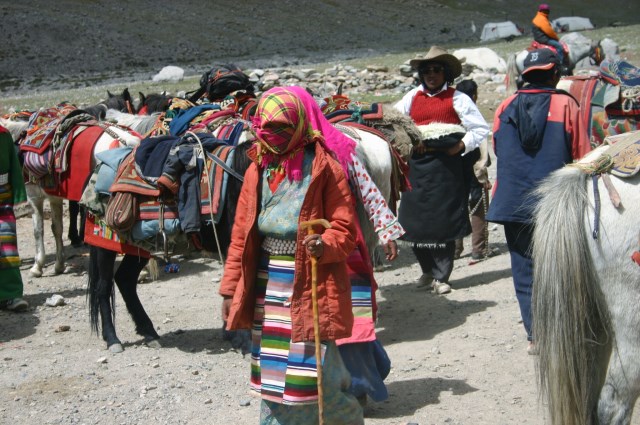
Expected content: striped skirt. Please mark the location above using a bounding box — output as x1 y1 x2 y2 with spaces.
0 197 20 271
251 254 326 405
0 189 24 300
252 253 363 424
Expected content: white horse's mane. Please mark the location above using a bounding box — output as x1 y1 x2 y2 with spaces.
105 109 160 136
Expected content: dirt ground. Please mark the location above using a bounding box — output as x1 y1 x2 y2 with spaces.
3 171 640 425
0 200 539 425
1 8 640 422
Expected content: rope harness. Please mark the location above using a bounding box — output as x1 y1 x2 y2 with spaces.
569 153 614 240
468 187 490 258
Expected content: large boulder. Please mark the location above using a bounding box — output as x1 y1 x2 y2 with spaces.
152 66 184 82
453 48 507 73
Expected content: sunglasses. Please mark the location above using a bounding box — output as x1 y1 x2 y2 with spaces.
420 65 444 74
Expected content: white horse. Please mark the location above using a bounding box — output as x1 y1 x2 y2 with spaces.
506 32 605 92
0 116 142 277
532 143 640 425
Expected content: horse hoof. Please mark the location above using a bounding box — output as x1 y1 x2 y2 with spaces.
108 343 124 353
145 339 161 349
70 239 84 248
29 268 43 278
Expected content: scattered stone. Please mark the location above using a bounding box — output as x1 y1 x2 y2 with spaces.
239 399 251 407
45 294 65 307
97 357 108 364
55 325 70 332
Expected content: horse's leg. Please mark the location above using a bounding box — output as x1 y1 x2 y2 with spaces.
26 184 46 278
114 254 160 347
78 206 85 243
48 196 66 274
597 338 640 424
88 246 123 352
592 175 640 425
67 200 83 247
595 279 640 424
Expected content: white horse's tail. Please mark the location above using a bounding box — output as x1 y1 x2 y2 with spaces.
532 167 611 425
505 53 520 94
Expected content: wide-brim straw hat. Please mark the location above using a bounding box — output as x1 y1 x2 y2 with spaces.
409 46 462 79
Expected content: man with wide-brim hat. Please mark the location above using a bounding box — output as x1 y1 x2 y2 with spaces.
394 45 489 296
409 45 463 84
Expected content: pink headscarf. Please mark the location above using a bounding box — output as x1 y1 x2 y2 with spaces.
251 87 321 182
287 86 356 177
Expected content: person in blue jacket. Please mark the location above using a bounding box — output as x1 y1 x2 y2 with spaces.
486 49 591 353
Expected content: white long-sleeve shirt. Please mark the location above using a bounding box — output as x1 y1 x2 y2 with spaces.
394 83 490 155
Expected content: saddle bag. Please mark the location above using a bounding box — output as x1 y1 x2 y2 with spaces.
105 191 138 232
23 150 52 179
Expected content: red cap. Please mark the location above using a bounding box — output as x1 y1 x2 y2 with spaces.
538 3 550 11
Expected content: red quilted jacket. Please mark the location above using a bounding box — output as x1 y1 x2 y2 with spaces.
220 142 357 343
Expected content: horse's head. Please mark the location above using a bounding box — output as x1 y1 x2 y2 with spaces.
590 41 606 66
105 88 135 114
138 91 171 115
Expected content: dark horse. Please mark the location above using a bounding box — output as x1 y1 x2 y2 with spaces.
68 89 173 247
87 138 252 353
68 88 142 247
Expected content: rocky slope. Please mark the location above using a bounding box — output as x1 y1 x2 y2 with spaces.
1 0 637 94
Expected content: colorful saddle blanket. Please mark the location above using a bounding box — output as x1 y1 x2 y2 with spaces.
20 103 77 154
599 60 640 87
320 95 384 124
108 140 236 222
560 75 640 145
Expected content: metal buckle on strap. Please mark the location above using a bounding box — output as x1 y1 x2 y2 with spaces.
0 173 9 185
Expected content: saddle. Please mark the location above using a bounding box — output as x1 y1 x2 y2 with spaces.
598 59 640 116
560 72 640 145
572 131 640 240
321 94 385 123
529 40 569 56
576 130 640 178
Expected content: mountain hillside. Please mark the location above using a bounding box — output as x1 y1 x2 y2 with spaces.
1 0 637 94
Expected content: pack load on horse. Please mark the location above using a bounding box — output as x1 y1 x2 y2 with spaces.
506 32 606 92
186 63 258 120
557 58 640 146
1 96 144 278
76 63 419 355
532 130 640 425
82 114 254 353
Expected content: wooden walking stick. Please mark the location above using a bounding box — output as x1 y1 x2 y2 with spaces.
299 218 332 425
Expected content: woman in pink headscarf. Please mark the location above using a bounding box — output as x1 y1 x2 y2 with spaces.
220 87 364 424
289 86 404 406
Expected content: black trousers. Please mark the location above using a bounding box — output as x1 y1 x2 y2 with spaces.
412 241 456 283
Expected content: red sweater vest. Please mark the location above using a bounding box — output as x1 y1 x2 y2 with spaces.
409 87 461 125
